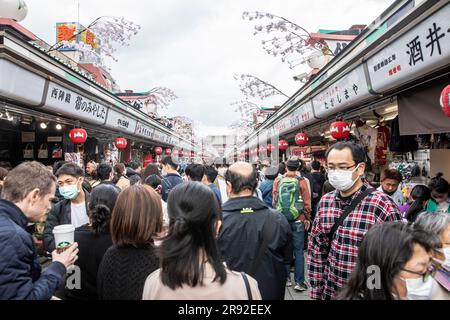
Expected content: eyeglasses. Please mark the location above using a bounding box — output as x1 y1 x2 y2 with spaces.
325 163 357 171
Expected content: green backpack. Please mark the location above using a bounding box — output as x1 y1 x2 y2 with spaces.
276 177 304 222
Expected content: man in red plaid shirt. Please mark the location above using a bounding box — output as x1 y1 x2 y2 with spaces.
307 142 402 300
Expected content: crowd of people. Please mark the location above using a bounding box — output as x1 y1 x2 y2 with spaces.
0 141 449 300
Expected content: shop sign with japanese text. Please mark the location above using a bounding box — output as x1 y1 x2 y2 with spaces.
368 4 450 92
105 108 137 133
135 122 155 139
44 82 107 124
312 65 370 118
288 101 315 130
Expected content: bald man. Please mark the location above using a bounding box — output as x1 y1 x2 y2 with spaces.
217 162 293 300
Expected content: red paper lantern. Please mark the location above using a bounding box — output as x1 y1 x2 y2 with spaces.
69 128 87 144
165 148 172 156
330 121 351 140
155 147 163 155
278 140 289 151
190 151 195 157
440 85 450 117
114 138 127 150
259 146 266 154
267 144 275 153
295 132 309 146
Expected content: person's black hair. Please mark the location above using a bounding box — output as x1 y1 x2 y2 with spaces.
97 163 112 181
159 182 226 289
128 161 140 170
311 160 321 171
53 161 69 175
225 165 258 194
161 156 179 170
264 166 279 180
204 165 218 184
278 162 286 175
142 164 161 182
186 164 205 182
56 163 84 178
381 169 403 183
325 141 366 164
406 185 431 223
129 174 141 186
338 222 440 300
144 174 162 190
428 173 450 194
88 184 120 235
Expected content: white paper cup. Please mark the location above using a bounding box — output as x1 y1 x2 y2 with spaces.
53 224 75 252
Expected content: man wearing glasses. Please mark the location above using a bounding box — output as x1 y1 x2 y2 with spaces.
307 141 402 300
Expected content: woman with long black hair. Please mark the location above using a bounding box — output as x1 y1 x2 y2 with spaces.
66 184 119 300
142 182 261 300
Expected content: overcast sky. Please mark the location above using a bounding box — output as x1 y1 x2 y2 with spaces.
22 0 393 136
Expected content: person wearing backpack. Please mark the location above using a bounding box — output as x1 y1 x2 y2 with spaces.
160 156 183 202
272 157 312 292
307 142 402 300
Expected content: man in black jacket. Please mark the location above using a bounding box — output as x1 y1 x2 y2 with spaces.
0 162 78 300
44 163 90 252
217 162 293 300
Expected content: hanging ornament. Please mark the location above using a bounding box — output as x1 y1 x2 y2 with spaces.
114 138 127 150
69 128 87 144
259 146 266 154
278 140 289 150
330 118 351 140
295 132 309 146
440 85 450 117
267 144 275 153
165 148 172 156
155 147 163 155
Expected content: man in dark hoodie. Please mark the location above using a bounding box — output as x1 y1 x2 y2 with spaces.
0 162 78 300
44 163 90 252
217 162 293 300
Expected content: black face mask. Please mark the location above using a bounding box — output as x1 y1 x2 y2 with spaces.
382 188 396 196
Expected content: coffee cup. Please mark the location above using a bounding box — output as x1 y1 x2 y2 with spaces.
53 224 75 253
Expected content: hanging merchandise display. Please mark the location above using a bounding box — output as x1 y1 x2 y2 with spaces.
37 144 48 159
440 85 450 117
114 138 127 150
375 124 390 166
355 123 377 164
51 144 63 159
23 143 34 159
69 128 88 144
295 132 309 146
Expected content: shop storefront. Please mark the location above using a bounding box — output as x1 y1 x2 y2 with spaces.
0 20 195 169
239 0 450 193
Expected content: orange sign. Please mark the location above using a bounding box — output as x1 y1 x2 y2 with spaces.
57 23 77 43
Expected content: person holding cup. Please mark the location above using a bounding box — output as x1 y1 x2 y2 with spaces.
0 162 78 300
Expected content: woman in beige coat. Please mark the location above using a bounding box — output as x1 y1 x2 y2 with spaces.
142 182 261 300
114 163 130 191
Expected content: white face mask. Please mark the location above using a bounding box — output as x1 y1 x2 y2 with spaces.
402 276 434 300
327 165 360 192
